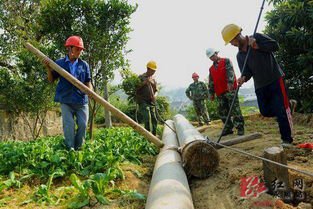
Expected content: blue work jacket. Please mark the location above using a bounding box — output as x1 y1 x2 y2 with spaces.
52 56 91 105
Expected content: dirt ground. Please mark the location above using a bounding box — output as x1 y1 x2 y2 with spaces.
190 113 313 209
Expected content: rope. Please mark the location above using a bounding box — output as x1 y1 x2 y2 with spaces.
155 103 177 134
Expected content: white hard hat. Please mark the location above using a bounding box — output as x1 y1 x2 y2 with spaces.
206 48 218 58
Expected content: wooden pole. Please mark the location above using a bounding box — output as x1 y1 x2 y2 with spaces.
213 133 262 149
263 146 289 195
174 114 219 178
146 120 194 209
24 42 164 148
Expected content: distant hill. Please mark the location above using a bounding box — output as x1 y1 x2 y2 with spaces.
238 87 255 96
239 87 258 107
159 87 189 103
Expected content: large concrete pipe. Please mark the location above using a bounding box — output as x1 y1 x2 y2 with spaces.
146 120 194 209
174 114 219 178
25 43 163 148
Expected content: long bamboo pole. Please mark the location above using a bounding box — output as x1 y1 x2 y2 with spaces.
24 42 164 148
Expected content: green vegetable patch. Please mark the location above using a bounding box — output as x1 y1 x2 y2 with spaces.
0 127 158 208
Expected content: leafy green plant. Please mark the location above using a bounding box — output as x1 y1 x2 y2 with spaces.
0 172 21 192
0 127 157 207
68 173 91 209
119 69 141 103
90 173 111 204
33 169 65 204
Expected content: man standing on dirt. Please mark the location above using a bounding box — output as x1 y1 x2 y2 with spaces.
135 61 158 136
206 48 244 136
185 73 211 126
43 35 92 150
222 24 293 147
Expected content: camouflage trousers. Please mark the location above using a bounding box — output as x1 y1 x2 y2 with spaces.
217 92 244 131
193 100 210 125
138 102 157 135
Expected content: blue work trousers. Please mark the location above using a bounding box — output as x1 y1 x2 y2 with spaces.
61 103 89 150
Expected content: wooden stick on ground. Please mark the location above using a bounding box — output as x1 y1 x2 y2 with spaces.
25 42 164 148
214 132 262 149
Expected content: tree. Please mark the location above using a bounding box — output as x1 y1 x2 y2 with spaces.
38 0 136 138
0 0 55 140
265 0 313 112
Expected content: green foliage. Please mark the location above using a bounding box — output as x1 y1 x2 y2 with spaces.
0 128 157 177
0 128 157 206
33 169 65 203
0 52 55 111
186 99 219 121
0 1 57 139
0 1 55 113
68 173 91 208
68 173 145 208
238 97 259 115
39 0 137 128
0 0 137 136
265 0 313 112
119 68 141 102
155 96 172 121
0 172 21 193
95 94 130 124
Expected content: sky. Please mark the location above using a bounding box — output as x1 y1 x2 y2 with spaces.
113 0 274 90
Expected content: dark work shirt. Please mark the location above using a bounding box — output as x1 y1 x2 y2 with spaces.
236 33 284 90
135 73 157 104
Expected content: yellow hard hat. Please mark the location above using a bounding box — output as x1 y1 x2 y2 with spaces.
221 24 242 45
146 60 157 71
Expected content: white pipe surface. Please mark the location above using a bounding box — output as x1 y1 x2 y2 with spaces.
146 120 194 209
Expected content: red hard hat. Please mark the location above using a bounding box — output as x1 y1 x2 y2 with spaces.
65 36 85 50
192 72 199 78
